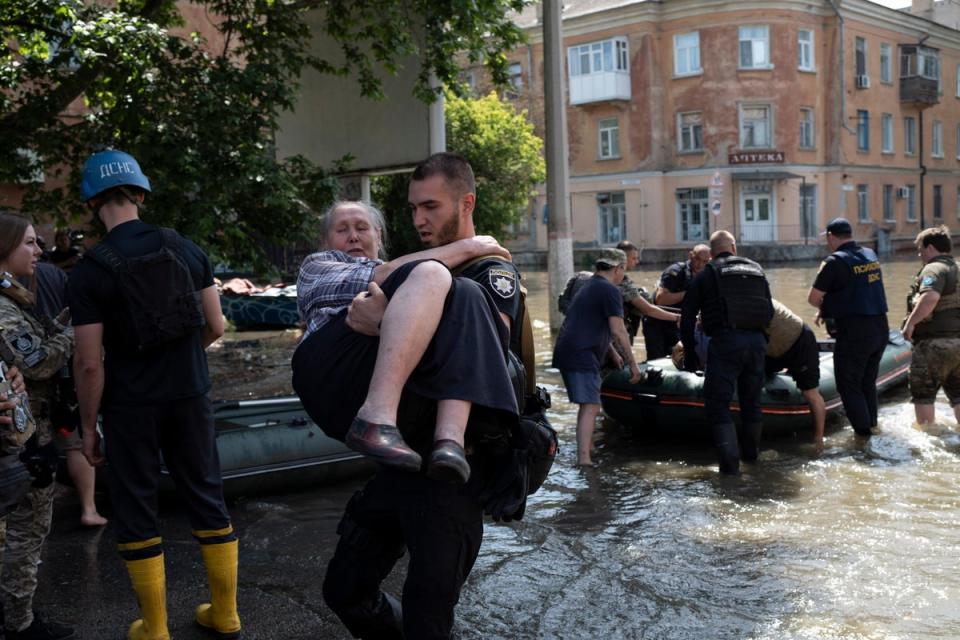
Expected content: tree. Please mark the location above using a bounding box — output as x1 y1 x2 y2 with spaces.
376 90 545 258
0 0 526 271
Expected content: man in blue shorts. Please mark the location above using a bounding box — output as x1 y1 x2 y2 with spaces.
553 248 640 467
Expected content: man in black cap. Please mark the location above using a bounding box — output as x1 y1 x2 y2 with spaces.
808 217 889 437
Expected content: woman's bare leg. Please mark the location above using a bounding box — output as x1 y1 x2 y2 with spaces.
356 261 452 426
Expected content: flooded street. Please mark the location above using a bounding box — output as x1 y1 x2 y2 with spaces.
37 257 960 639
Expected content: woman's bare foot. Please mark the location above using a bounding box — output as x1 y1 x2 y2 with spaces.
80 511 108 527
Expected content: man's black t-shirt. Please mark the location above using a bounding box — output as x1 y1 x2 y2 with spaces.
67 219 214 405
811 242 855 294
458 257 523 354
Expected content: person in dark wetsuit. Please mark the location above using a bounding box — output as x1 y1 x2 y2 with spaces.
322 152 528 639
808 217 888 438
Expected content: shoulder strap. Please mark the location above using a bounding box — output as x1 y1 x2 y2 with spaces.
84 241 126 273
452 254 535 397
158 227 184 252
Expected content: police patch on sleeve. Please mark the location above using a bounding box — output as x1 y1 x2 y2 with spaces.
488 269 517 299
7 327 41 360
921 275 936 287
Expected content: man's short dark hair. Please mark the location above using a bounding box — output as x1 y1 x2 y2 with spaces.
411 152 476 198
916 225 952 254
616 240 638 254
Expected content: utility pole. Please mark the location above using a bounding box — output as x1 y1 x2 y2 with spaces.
543 0 574 331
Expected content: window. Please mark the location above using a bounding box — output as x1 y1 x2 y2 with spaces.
956 124 960 159
881 44 893 83
883 185 895 222
855 37 868 78
598 118 620 159
906 184 917 221
678 112 704 152
901 46 940 80
857 110 869 151
800 184 818 238
799 108 815 149
798 29 814 71
598 192 626 244
934 185 943 219
740 104 772 148
569 38 629 77
677 188 710 242
905 116 916 155
857 184 869 222
933 120 944 157
956 64 960 97
956 186 960 219
739 26 770 69
881 114 893 153
674 32 701 76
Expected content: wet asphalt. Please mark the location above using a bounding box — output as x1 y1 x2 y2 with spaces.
27 476 384 640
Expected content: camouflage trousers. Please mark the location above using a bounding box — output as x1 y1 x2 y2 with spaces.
0 480 55 632
910 338 960 405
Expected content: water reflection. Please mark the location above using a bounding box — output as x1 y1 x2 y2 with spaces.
455 258 960 639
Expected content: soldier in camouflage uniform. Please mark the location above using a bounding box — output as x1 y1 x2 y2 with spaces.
0 213 75 640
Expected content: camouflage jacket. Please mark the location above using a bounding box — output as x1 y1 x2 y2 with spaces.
0 295 74 443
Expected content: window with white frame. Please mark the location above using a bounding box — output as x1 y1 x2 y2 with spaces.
906 184 917 221
934 185 943 218
933 120 944 157
799 108 815 149
678 111 704 152
905 116 916 155
598 118 620 159
798 29 814 71
855 37 868 78
881 44 893 83
674 32 701 76
901 46 940 81
740 104 772 148
739 26 770 69
857 184 869 222
883 184 895 222
881 114 894 153
568 38 629 77
857 110 869 151
597 192 626 244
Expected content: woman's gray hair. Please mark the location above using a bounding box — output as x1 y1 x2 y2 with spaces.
321 200 389 259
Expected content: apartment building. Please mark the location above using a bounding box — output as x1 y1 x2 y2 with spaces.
477 0 960 254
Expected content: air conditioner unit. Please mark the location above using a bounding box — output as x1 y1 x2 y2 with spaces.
855 74 871 89
896 186 911 199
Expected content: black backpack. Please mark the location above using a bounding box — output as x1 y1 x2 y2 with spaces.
85 228 205 351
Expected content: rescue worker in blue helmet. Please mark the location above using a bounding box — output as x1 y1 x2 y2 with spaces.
808 217 889 438
69 150 240 640
680 230 774 475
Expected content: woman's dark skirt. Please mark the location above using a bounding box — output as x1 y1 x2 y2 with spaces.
292 260 519 442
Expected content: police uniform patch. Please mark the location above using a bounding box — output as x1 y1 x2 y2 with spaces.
922 275 936 288
7 327 40 363
488 269 517 299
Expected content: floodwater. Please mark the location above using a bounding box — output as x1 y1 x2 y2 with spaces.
40 257 960 639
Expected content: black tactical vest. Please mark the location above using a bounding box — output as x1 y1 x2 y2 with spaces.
700 255 772 334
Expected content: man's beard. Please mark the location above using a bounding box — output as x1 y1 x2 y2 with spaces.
425 213 461 247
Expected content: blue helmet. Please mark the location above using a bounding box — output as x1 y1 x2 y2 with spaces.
80 150 151 201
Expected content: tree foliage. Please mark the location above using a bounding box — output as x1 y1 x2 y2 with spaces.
0 0 527 271
376 90 544 258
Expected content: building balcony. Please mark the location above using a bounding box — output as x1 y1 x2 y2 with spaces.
569 71 631 105
900 76 939 107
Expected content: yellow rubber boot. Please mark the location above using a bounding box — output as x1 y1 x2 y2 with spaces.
195 533 241 639
124 554 170 640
